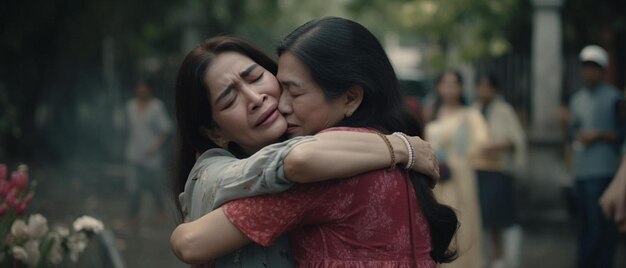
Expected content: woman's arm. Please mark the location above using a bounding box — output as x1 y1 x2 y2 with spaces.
284 131 438 183
599 156 626 232
194 131 438 210
174 181 328 264
171 207 248 264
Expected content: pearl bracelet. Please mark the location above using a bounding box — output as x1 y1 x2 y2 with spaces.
392 132 415 170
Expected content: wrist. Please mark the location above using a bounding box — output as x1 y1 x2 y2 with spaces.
388 134 408 165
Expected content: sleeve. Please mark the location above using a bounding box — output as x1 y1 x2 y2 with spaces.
190 136 316 212
221 184 327 246
502 104 527 172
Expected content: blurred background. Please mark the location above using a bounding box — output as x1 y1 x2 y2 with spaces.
1 0 625 267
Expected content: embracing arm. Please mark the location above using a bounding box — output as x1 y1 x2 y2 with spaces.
198 131 438 209
284 131 438 183
171 207 248 264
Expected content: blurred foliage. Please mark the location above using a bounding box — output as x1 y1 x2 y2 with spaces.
0 0 623 162
347 0 529 70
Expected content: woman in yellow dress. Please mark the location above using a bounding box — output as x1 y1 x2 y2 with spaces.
425 70 488 268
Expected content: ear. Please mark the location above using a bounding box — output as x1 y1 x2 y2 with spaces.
343 85 364 118
201 126 229 149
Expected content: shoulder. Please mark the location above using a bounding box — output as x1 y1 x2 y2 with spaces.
197 147 235 159
191 148 235 175
602 84 622 99
150 98 166 110
465 106 483 119
494 99 516 115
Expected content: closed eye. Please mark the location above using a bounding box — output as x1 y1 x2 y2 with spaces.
250 72 264 83
222 92 238 110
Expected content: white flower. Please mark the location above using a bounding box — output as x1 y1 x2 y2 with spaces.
17 164 28 172
23 240 40 266
11 246 27 261
11 220 29 239
11 241 41 266
27 214 48 239
10 215 49 241
72 215 104 234
66 232 88 262
52 225 70 238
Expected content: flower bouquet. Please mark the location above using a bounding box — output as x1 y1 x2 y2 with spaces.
0 164 104 267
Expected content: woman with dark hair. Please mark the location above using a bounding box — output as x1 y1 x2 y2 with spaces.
171 17 458 267
425 70 489 268
172 36 440 267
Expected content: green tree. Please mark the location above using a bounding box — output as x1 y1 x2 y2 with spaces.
348 0 526 69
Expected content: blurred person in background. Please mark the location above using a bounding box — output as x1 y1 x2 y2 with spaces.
567 45 622 268
425 70 489 268
125 79 172 225
473 73 527 268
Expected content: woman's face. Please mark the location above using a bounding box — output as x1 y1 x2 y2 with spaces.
437 72 462 105
205 52 287 154
277 52 346 138
476 78 496 104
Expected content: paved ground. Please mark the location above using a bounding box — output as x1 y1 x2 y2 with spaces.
26 161 626 267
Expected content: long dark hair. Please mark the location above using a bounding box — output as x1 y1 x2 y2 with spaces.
432 70 468 120
172 36 278 218
278 17 458 263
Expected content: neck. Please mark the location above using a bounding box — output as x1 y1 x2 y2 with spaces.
443 102 462 109
480 97 495 106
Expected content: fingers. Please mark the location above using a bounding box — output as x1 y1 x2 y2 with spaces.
408 136 439 188
614 201 626 232
599 194 614 220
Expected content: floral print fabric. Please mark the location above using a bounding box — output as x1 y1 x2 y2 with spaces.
223 127 436 268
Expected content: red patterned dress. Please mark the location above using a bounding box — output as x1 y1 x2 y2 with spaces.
222 127 436 268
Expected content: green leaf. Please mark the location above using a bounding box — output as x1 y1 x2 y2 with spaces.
37 236 56 268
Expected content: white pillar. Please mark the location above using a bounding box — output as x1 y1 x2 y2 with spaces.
530 0 563 141
521 0 570 232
